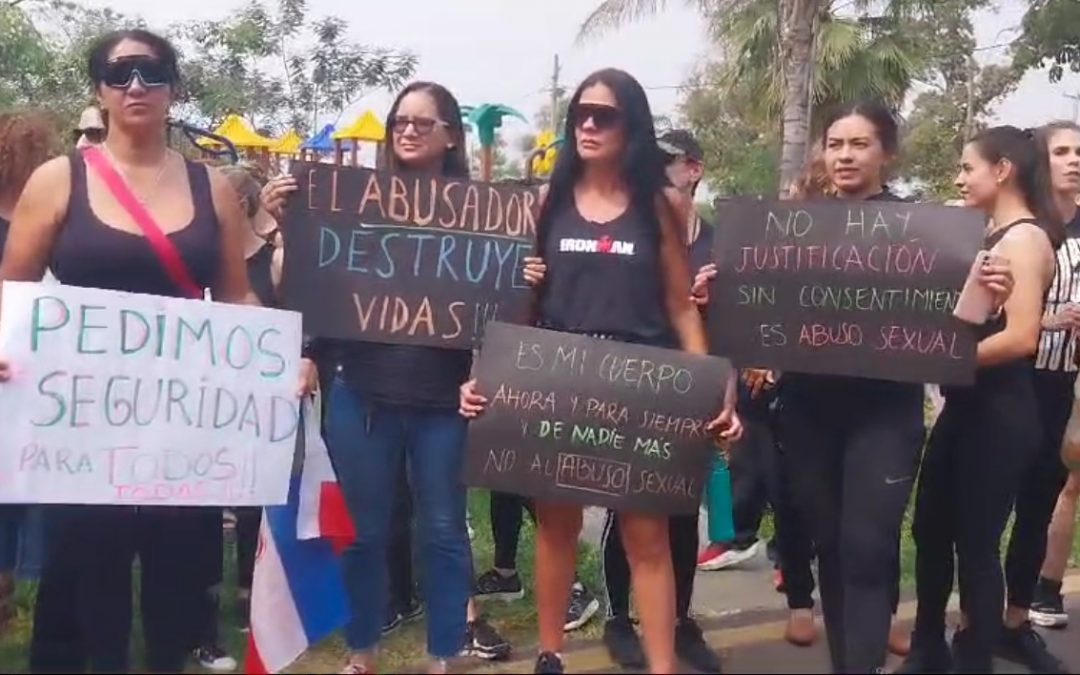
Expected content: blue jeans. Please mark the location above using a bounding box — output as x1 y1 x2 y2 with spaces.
326 379 471 658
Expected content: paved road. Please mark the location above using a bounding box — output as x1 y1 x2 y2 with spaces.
471 569 1080 674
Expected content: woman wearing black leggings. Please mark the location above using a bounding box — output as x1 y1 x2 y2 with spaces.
777 102 933 674
901 126 1061 674
997 122 1080 675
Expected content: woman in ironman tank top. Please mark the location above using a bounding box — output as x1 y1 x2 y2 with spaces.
0 29 315 673
901 127 1061 674
460 68 741 675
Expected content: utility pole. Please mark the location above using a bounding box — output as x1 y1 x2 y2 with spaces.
549 54 562 133
1067 92 1080 122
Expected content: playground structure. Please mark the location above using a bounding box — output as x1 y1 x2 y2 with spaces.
174 102 546 181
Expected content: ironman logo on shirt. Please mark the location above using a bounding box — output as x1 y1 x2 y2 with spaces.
558 236 636 256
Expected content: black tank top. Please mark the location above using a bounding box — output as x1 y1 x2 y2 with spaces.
538 198 675 347
51 153 220 296
246 242 278 308
962 218 1042 386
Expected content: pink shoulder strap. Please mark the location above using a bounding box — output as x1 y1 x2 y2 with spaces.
81 146 204 299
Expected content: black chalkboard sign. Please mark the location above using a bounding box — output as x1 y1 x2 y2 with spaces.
281 163 538 349
463 322 732 515
709 199 985 385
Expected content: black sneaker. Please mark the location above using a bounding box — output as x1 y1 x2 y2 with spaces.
381 606 403 636
475 569 525 601
951 628 991 674
563 582 600 632
460 617 512 661
894 635 952 674
997 622 1067 674
676 618 722 673
603 616 646 670
192 645 238 672
1030 584 1068 629
534 651 565 674
400 597 424 623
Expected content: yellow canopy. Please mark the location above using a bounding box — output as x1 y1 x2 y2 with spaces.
271 129 303 155
333 110 385 142
199 114 275 149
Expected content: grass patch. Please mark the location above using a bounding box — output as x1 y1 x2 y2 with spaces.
0 493 603 674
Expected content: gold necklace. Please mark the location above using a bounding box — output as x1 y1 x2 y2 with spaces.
102 143 170 205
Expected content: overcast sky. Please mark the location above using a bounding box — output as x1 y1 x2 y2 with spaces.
83 0 1080 141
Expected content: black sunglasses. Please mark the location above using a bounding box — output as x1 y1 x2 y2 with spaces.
573 104 622 131
99 56 173 89
390 115 449 136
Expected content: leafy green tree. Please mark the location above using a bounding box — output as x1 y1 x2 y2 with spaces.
896 0 1022 198
1013 0 1080 83
176 0 416 134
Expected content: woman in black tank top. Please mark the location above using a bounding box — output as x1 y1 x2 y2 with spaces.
0 30 289 674
902 127 1061 674
462 69 739 675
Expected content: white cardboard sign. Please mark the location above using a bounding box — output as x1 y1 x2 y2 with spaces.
0 281 303 506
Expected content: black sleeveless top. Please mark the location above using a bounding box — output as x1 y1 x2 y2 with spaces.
0 216 9 258
247 242 278 308
538 198 675 347
52 153 220 296
950 218 1042 394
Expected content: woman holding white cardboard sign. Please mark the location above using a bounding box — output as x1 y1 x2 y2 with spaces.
0 29 315 674
460 68 741 675
901 126 1061 674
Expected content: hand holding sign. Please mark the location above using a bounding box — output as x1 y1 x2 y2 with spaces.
261 174 298 222
463 323 732 515
523 257 547 287
978 255 1014 310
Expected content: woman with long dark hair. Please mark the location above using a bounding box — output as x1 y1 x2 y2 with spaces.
0 29 315 673
777 101 1012 674
460 68 740 675
265 81 506 674
1029 122 1080 635
993 121 1080 674
901 126 1061 673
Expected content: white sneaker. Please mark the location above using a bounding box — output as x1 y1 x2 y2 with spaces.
698 540 762 571
193 645 238 672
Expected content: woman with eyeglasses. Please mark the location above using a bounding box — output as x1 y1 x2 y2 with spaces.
263 81 507 675
460 68 740 675
0 29 315 673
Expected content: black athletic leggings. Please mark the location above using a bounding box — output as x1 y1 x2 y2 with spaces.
602 510 697 621
30 506 212 673
913 367 1040 671
780 382 924 674
490 492 536 571
1005 369 1076 610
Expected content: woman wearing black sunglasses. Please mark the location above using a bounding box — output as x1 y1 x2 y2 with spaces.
460 68 741 675
0 29 315 673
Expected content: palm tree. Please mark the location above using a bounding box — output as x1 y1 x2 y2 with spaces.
578 0 924 194
717 0 920 126
579 0 821 193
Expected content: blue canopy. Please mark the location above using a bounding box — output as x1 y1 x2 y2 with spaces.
302 124 355 152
